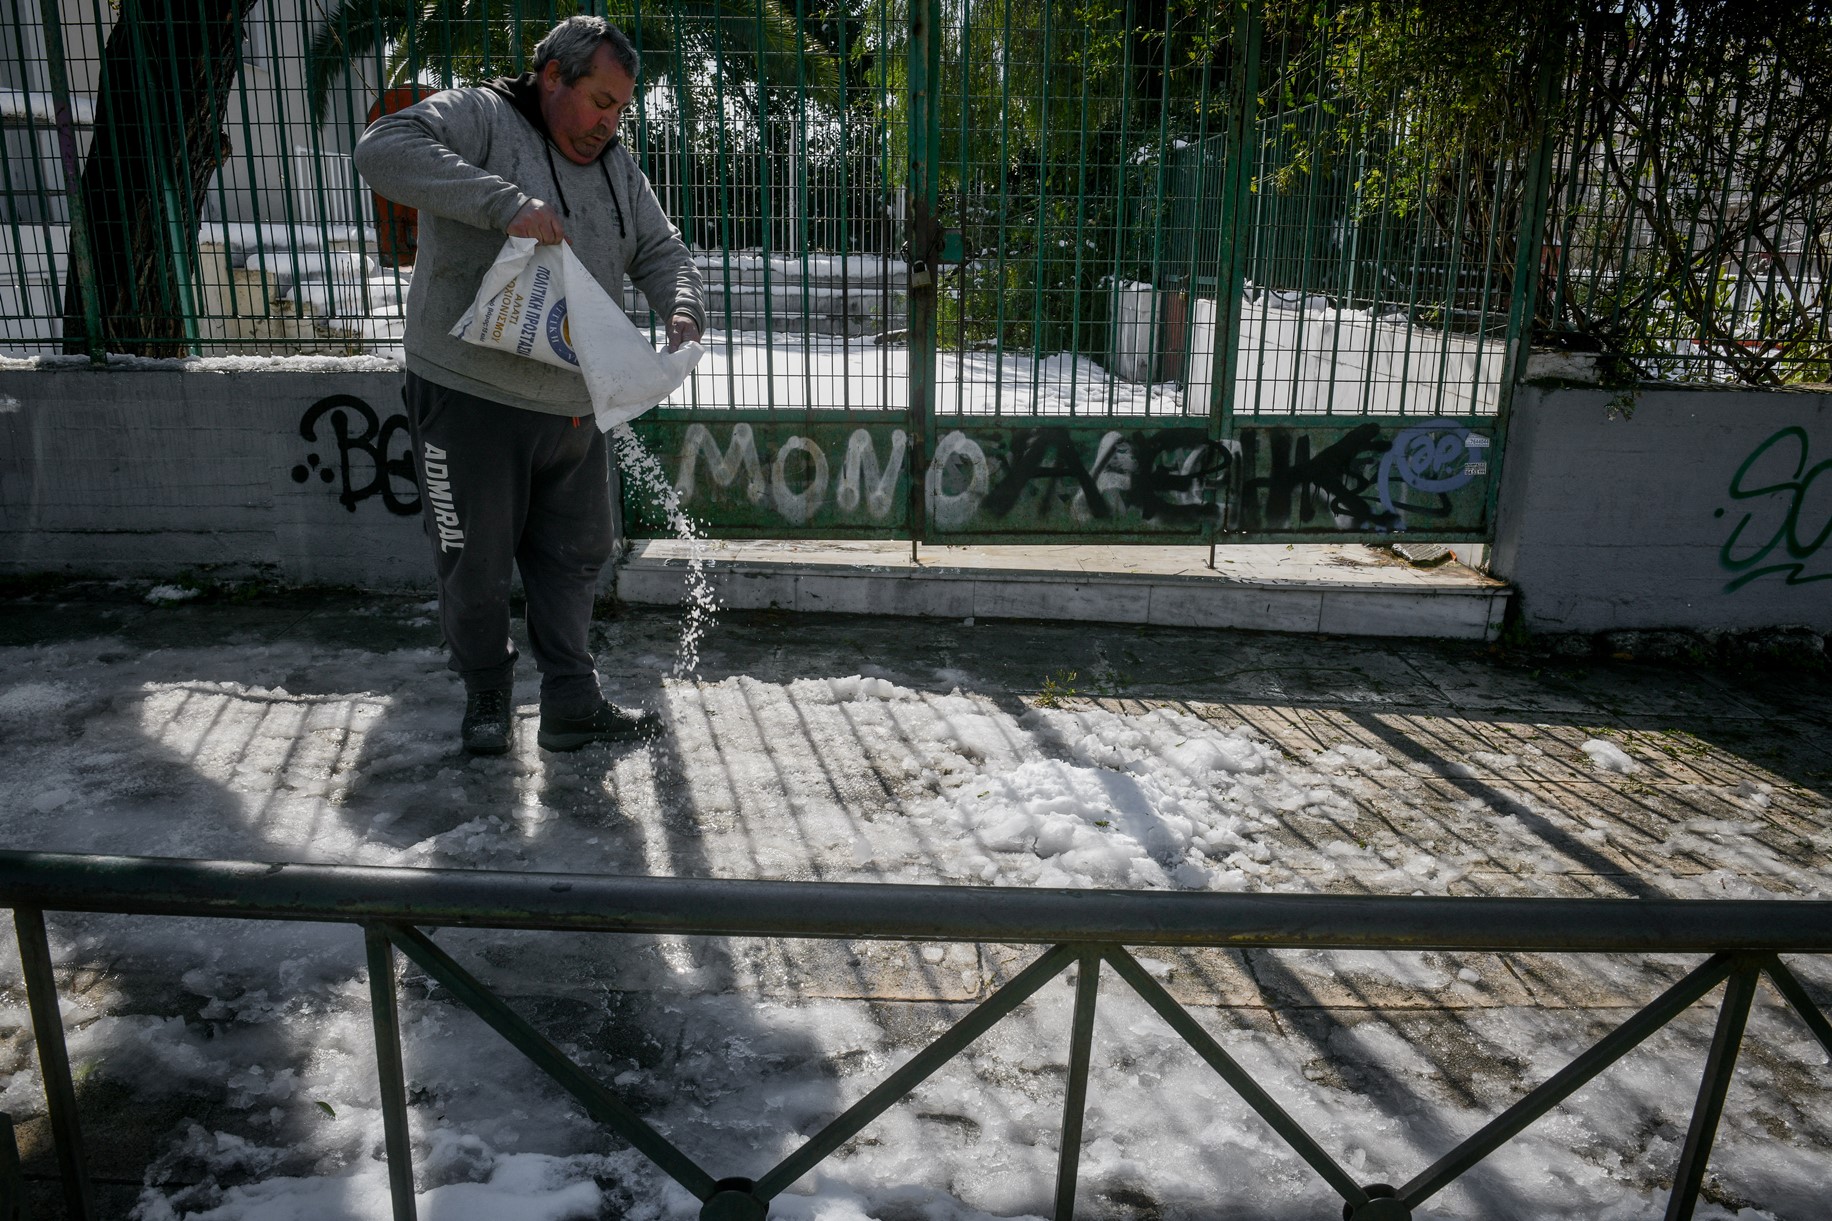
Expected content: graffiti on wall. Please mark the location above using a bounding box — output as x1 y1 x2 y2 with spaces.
1717 426 1831 592
670 423 909 526
1236 418 1486 533
928 419 1487 534
293 395 420 516
926 426 1231 530
636 417 1492 536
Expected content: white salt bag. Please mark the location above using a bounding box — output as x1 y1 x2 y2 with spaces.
450 236 702 431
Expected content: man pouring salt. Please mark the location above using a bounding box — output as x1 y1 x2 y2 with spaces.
356 16 705 754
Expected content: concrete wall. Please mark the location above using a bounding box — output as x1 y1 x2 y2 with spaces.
0 365 433 588
1493 384 1832 633
4 368 1828 638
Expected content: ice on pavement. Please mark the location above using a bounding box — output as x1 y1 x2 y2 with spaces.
1580 738 1641 774
0 625 1827 1219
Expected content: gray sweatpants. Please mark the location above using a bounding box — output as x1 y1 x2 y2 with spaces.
404 372 612 716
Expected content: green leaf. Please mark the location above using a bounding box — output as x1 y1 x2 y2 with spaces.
314 1100 337 1119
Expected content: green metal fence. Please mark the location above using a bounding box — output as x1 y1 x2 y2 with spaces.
5 2 1827 540
5 850 1832 1220
618 0 1548 543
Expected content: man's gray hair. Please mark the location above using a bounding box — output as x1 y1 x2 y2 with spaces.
533 16 639 84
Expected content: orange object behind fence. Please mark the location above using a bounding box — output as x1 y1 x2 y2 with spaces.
366 86 433 266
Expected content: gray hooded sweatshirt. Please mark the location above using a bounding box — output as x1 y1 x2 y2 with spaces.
354 76 705 416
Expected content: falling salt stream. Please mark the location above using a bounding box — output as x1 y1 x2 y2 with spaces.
610 422 719 678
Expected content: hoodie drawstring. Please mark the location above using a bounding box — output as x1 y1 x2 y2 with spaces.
541 140 626 239
541 142 572 218
599 159 626 239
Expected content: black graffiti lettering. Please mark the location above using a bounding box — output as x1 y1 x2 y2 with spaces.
974 426 1233 525
1239 424 1403 532
1105 428 1232 525
297 395 421 516
983 428 1111 519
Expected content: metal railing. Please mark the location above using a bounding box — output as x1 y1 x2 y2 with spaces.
4 850 1831 1220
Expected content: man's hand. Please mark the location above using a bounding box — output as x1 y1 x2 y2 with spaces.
507 199 566 245
666 313 703 352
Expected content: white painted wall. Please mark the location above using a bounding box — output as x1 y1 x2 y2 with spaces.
1492 385 1832 633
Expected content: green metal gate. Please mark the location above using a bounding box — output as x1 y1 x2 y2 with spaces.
1 0 1551 545
624 0 1555 545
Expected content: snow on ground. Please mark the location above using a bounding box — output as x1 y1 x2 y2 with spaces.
0 612 1828 1219
0 353 405 374
652 333 1188 416
4 304 1495 420
1581 738 1642 774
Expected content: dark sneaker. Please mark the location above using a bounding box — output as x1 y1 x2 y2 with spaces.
461 688 514 756
537 699 662 751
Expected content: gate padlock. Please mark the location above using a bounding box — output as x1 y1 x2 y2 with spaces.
909 259 933 290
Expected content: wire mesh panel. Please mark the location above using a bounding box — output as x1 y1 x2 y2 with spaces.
931 0 1232 424
1 3 88 353
38 3 1798 543
620 0 916 539
913 0 1240 541
918 0 1534 541
1193 2 1552 542
0 0 913 367
622 0 911 419
0 0 417 356
1229 3 1544 422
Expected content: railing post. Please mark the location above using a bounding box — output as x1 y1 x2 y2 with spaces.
1053 948 1102 1221
905 0 940 548
1664 960 1760 1221
0 1112 24 1221
13 907 94 1220
364 925 419 1221
1210 0 1259 438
